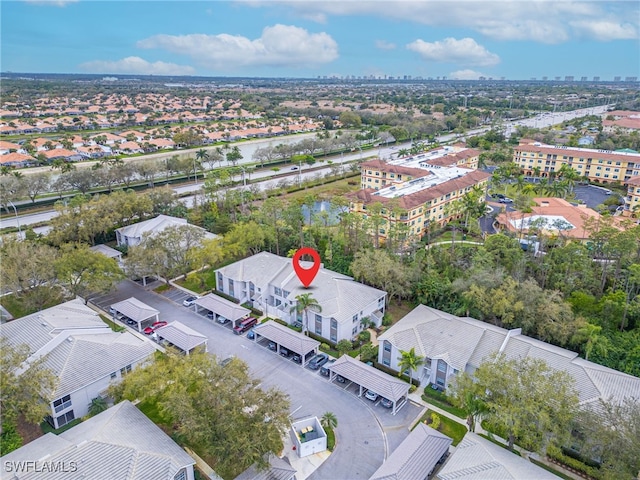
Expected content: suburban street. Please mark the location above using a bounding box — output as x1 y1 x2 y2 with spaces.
90 279 423 480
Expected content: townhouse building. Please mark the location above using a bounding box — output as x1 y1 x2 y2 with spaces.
625 175 640 217
513 140 640 185
0 300 157 429
378 305 640 412
215 252 387 343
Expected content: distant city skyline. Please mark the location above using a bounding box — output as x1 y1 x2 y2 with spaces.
1 1 639 80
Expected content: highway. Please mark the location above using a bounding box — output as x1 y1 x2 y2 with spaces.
0 104 614 234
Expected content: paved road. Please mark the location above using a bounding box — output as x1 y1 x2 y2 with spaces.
90 280 423 480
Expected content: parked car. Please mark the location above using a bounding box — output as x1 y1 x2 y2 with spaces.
183 296 198 307
292 353 301 363
246 328 255 340
126 318 137 326
152 321 168 329
280 347 291 358
308 353 329 370
380 397 393 408
268 342 277 351
499 197 514 204
491 193 505 199
206 311 215 320
364 390 379 401
336 375 346 383
291 166 298 170
320 359 335 376
217 316 230 324
143 326 155 334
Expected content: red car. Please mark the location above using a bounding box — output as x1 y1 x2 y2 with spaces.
143 321 168 334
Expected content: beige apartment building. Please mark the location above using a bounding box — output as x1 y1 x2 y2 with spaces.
625 176 640 217
349 146 489 241
513 140 640 185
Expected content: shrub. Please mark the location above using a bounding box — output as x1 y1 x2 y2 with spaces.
429 412 441 430
358 330 371 343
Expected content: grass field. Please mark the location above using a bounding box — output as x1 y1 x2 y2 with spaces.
282 176 360 201
386 299 417 325
414 409 467 446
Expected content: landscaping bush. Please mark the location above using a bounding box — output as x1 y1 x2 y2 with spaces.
212 290 239 304
546 445 602 479
372 361 420 386
241 303 263 317
326 427 336 451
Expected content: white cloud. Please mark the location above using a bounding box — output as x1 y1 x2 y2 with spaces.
80 57 196 76
137 24 338 70
375 40 396 51
570 20 638 41
22 0 78 5
407 37 500 67
247 1 638 43
449 69 485 80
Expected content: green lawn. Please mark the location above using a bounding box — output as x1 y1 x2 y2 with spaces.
41 418 82 435
1 292 67 320
421 387 466 419
176 270 216 294
100 315 125 332
414 409 467 446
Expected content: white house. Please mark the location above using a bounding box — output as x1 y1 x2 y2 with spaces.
115 214 217 247
378 304 640 411
1 400 196 480
215 252 387 342
0 299 157 429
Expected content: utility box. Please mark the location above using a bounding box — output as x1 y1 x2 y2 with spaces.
291 417 327 458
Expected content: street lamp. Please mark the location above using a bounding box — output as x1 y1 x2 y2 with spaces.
7 200 21 236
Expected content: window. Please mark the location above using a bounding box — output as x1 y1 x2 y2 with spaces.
330 334 337 342
437 360 447 373
228 279 234 297
53 394 72 413
352 314 358 323
110 372 117 380
383 359 390 366
352 326 358 335
283 290 290 298
331 319 337 329
120 364 132 376
384 341 391 352
174 469 187 480
56 410 75 427
274 287 282 296
217 273 223 290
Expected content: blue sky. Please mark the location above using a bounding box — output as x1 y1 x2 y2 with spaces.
2 0 639 80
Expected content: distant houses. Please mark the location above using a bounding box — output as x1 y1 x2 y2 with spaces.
115 214 217 248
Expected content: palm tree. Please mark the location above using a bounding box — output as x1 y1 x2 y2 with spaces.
321 411 338 431
289 293 322 336
195 148 209 167
397 347 424 385
88 396 108 417
573 323 608 361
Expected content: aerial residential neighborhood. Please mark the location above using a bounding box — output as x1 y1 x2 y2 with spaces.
1 1 640 478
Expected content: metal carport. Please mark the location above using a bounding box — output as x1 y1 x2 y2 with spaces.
110 297 160 332
154 321 207 355
328 355 410 415
193 293 250 327
253 320 320 367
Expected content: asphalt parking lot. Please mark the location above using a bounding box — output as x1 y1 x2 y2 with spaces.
91 280 424 479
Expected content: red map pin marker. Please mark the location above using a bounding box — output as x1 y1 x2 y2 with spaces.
293 247 321 288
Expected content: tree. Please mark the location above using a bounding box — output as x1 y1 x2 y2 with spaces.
397 347 424 385
336 339 353 357
447 372 486 432
321 411 338 430
125 224 206 283
290 293 322 336
359 343 378 363
571 322 607 361
226 145 243 166
87 396 108 417
467 353 578 452
350 249 415 306
21 172 51 203
54 243 124 303
0 337 56 427
111 351 290 479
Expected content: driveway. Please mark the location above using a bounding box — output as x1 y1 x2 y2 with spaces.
91 280 422 479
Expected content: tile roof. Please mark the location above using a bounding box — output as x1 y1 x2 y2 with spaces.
0 299 109 353
383 305 640 411
110 297 159 322
369 423 451 480
437 432 558 480
253 320 320 356
194 294 250 321
218 252 386 325
115 214 187 240
234 454 296 480
1 401 195 480
155 321 207 353
361 159 430 178
89 243 122 259
328 355 410 403
46 331 156 398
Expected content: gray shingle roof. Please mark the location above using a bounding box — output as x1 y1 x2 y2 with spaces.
437 432 558 480
234 454 296 480
115 214 187 239
155 321 207 353
0 299 108 353
369 423 451 480
46 331 156 398
328 355 410 403
1 401 195 480
110 297 159 322
194 293 250 321
89 243 122 259
254 320 319 356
